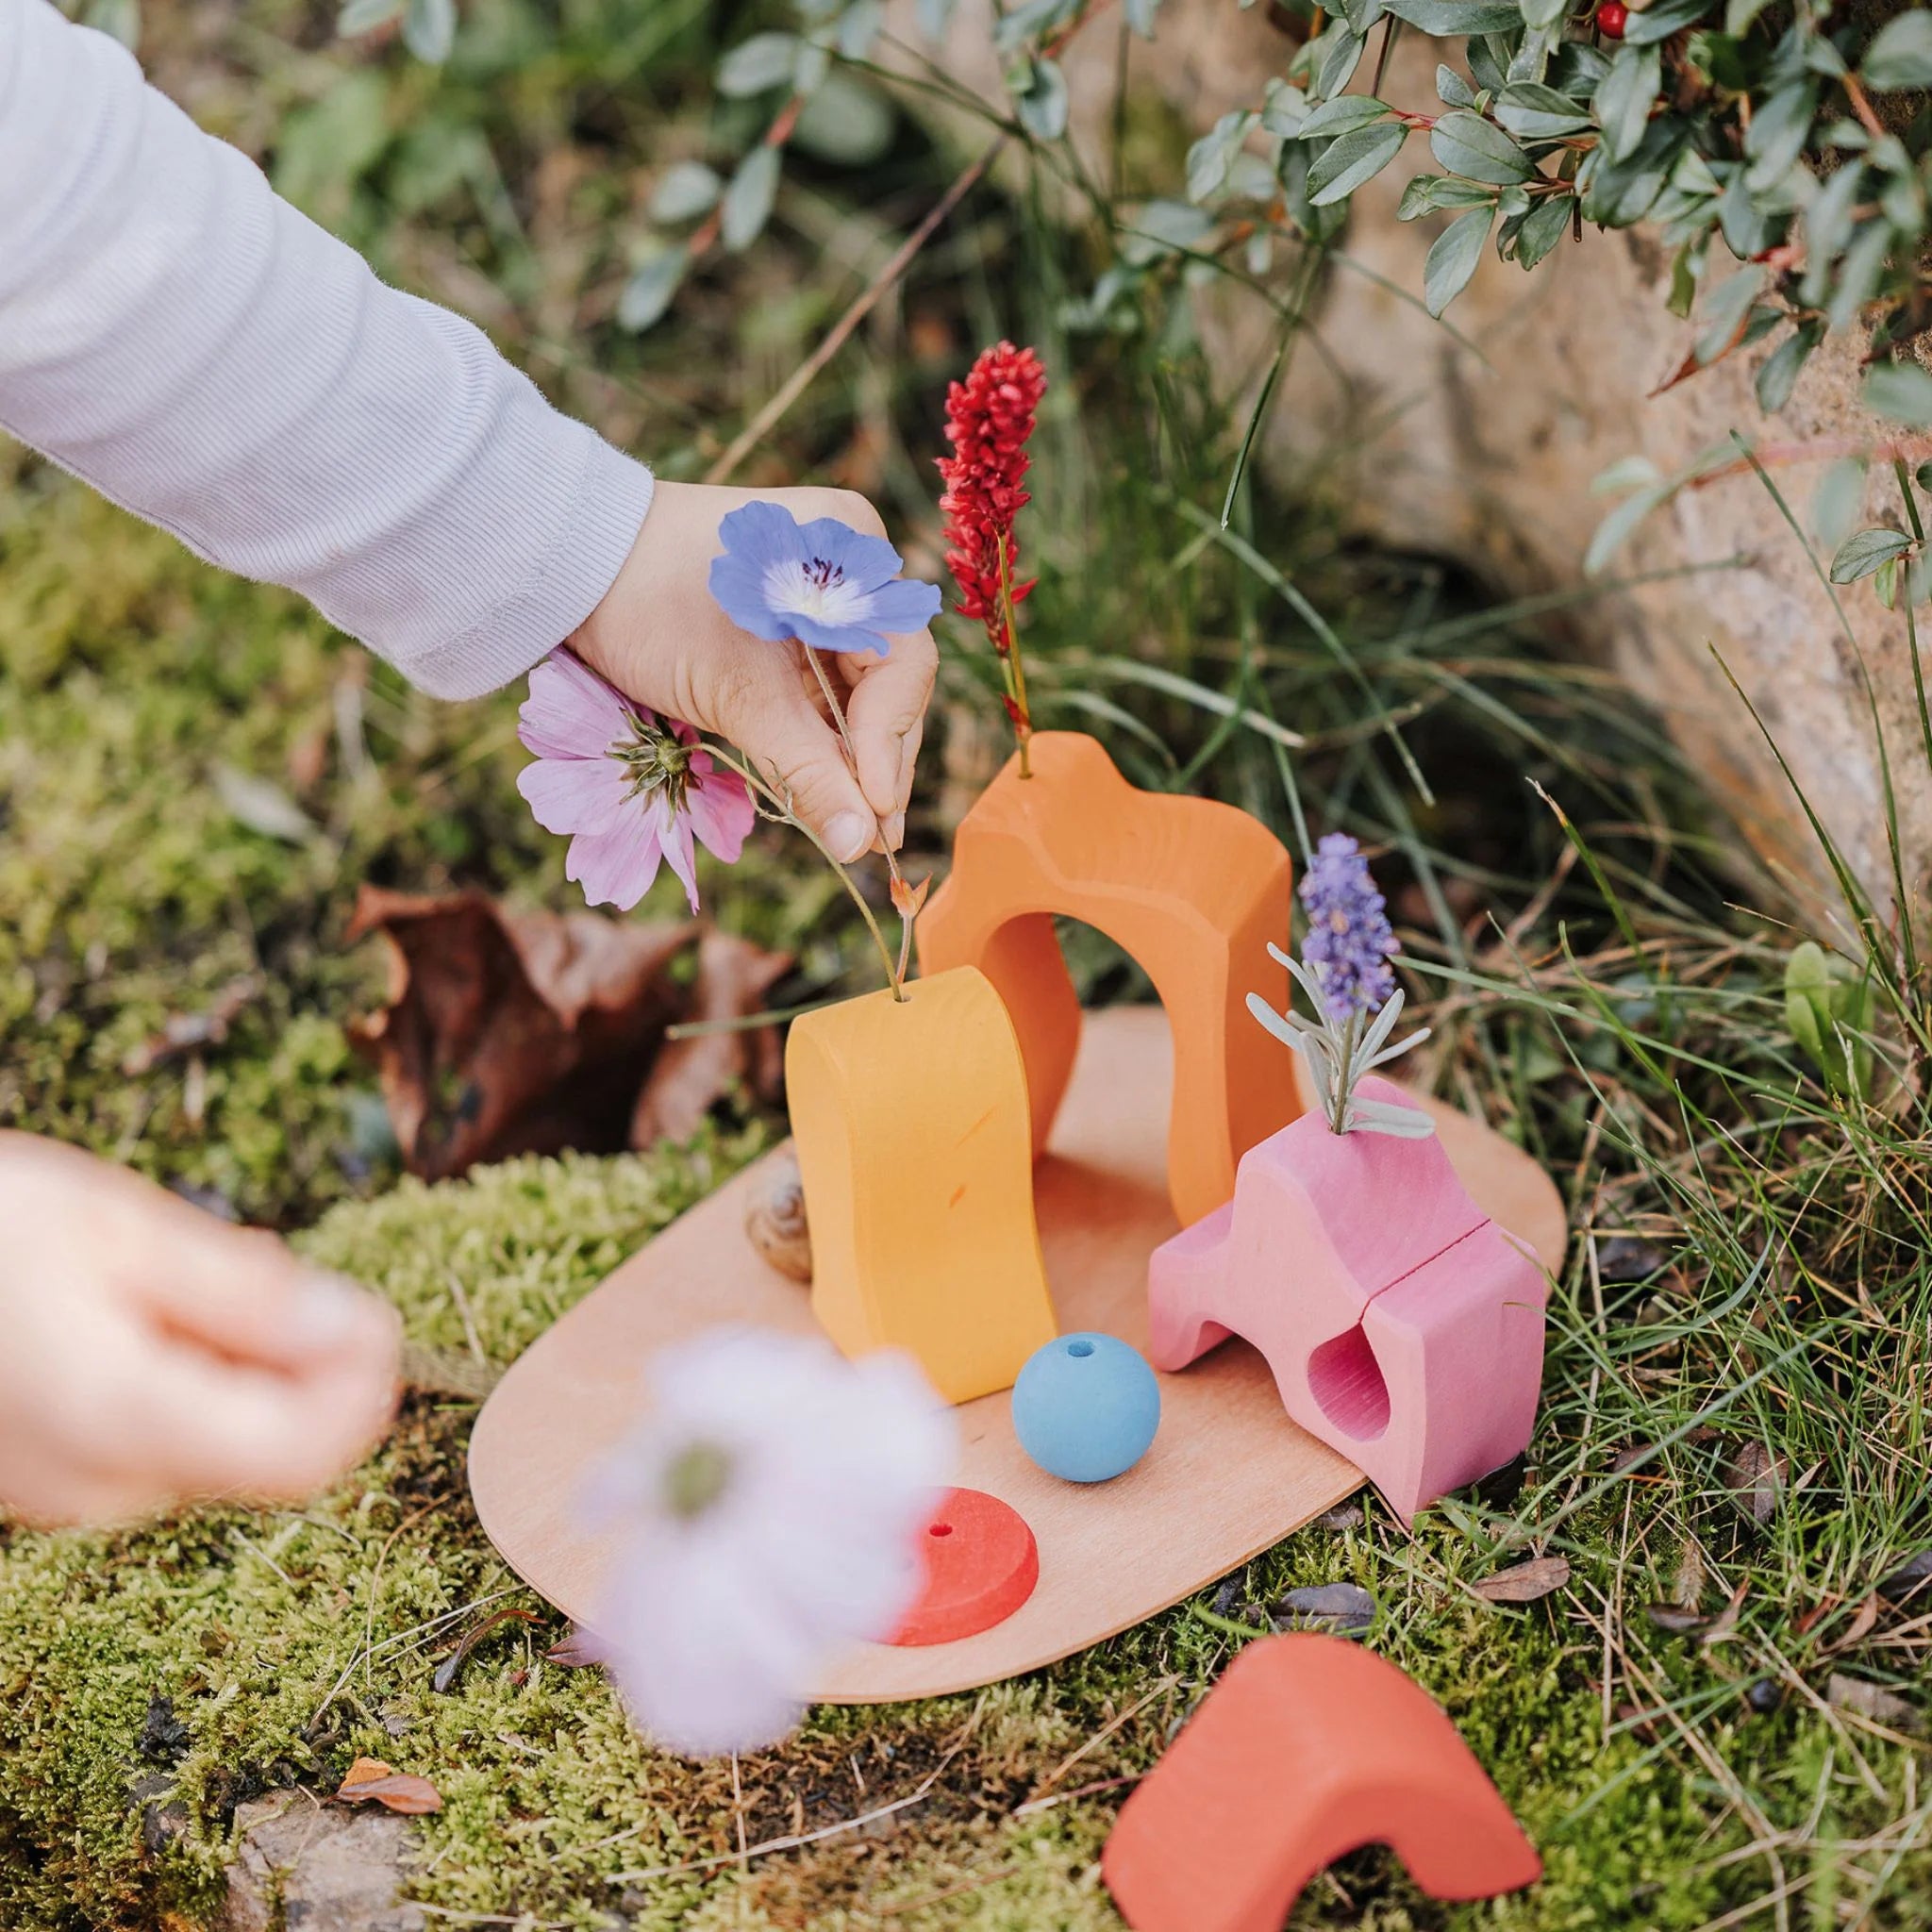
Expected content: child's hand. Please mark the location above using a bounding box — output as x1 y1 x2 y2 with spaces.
0 1135 400 1527
574 482 941 863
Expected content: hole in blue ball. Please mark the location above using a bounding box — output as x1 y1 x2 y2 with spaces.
1066 1340 1095 1358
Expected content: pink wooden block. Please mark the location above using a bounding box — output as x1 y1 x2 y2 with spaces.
1147 1075 1548 1522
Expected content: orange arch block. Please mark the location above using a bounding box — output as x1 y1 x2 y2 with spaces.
919 732 1298 1226
1103 1634 1541 1932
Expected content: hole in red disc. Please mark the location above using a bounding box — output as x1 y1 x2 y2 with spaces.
929 1523 954 1538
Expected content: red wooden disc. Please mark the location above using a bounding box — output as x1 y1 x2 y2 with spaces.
889 1487 1039 1647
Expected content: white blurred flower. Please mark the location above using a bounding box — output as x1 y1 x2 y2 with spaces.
583 1326 956 1757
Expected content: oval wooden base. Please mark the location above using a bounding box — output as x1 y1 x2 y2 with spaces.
467 1008 1566 1705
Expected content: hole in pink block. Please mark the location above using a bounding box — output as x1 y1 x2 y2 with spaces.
1307 1322 1391 1441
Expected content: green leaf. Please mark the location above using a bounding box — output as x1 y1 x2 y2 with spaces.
1694 266 1762 364
1307 121 1408 206
1800 161 1866 308
1623 0 1713 45
1724 0 1775 31
1436 63 1476 108
1013 57 1071 140
1742 80 1817 193
718 31 800 96
617 246 690 333
1812 458 1870 551
1424 205 1493 316
1826 220 1890 334
1829 527 1913 584
1261 79 1310 138
337 0 403 34
1865 362 1932 429
1314 25 1368 99
1784 941 1873 1099
402 0 455 63
792 72 896 165
1755 320 1824 413
1495 82 1592 140
1336 0 1386 31
837 0 884 58
1298 95 1391 142
1429 108 1532 185
1585 483 1671 576
1594 43 1661 163
1124 0 1162 35
1187 109 1253 200
719 145 781 251
1863 12 1932 92
1511 190 1573 267
1381 0 1522 32
649 160 724 223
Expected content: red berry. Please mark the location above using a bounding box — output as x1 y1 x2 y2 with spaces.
1596 1 1628 36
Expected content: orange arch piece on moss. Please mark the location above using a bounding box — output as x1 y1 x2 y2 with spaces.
919 732 1299 1227
1103 1633 1541 1932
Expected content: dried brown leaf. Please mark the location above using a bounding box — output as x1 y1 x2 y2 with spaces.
1826 1674 1921 1732
1473 1555 1570 1604
542 1630 605 1668
631 929 791 1147
332 1757 443 1814
1877 1551 1932 1604
348 889 786 1181
1724 1441 1785 1526
431 1609 543 1694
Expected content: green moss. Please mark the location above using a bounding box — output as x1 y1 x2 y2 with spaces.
4 1133 1924 1929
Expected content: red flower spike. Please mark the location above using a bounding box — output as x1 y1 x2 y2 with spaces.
937 341 1047 658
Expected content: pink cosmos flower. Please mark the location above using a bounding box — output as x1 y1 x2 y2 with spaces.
516 649 755 914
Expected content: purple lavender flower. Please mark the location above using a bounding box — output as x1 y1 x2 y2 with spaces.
708 501 942 658
1299 832 1399 1019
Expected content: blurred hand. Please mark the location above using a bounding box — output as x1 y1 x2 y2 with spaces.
573 480 940 864
0 1134 400 1527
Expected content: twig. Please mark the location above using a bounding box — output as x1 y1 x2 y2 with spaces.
609 1721 978 1883
703 135 1006 487
1020 1674 1179 1807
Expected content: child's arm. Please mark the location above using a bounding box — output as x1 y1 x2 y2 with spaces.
0 0 935 859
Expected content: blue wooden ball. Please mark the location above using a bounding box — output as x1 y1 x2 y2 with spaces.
1011 1332 1160 1483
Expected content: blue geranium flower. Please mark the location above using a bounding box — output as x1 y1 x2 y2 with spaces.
708 501 943 658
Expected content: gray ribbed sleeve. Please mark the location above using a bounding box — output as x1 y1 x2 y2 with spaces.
0 0 654 699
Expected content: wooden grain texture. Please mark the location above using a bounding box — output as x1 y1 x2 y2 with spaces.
919 732 1299 1226
787 966 1057 1403
467 1008 1566 1705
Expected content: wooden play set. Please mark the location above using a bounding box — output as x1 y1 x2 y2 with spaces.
470 731 1567 1923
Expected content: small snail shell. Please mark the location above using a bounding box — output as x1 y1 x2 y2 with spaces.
745 1154 812 1283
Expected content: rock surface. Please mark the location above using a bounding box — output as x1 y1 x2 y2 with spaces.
889 2 1932 925
216 1791 425 1932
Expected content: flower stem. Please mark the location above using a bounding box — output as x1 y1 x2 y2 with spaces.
993 532 1032 778
1329 1010 1358 1135
802 645 919 990
708 745 906 1000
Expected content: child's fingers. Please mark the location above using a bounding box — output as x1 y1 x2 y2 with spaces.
743 684 881 863
123 1203 399 1374
112 1341 397 1503
841 628 938 838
